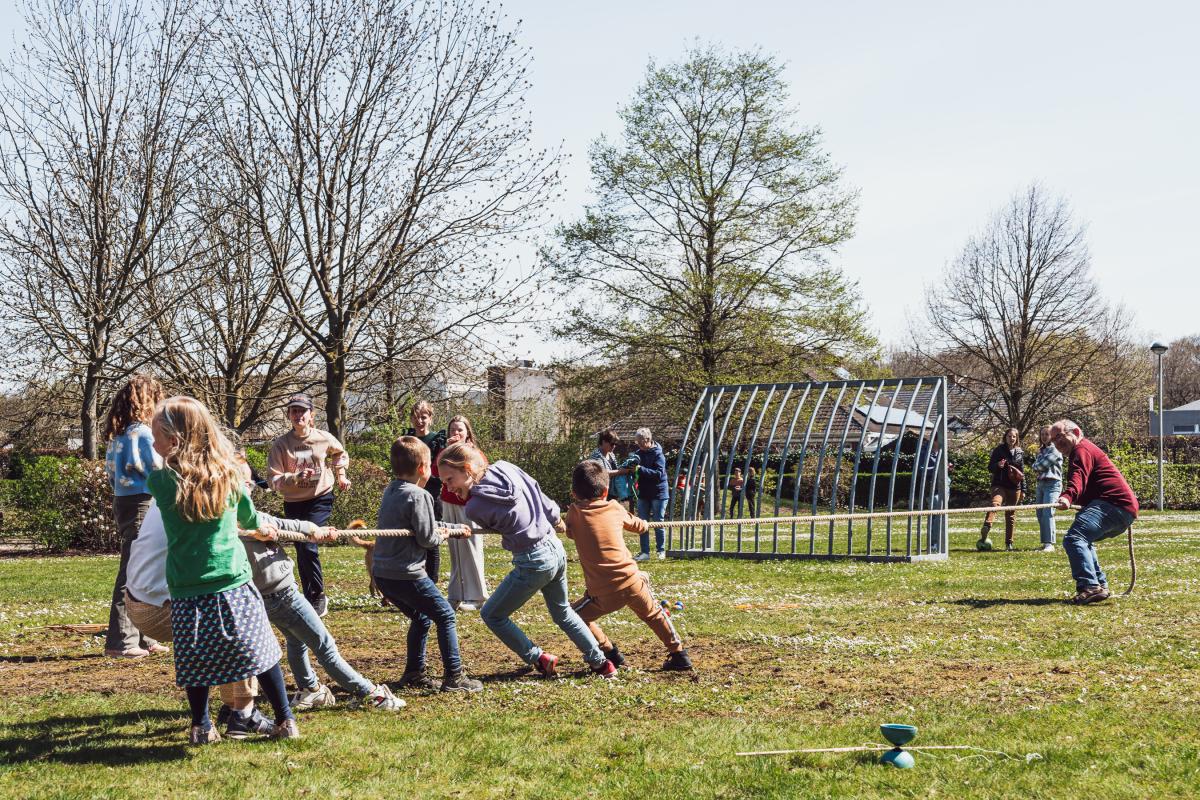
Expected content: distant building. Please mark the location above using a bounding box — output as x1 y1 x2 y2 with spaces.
1151 400 1200 436
487 361 564 442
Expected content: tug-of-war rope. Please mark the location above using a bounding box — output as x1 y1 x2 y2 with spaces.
242 501 1136 595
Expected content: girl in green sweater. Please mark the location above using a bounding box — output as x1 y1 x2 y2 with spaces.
148 396 298 744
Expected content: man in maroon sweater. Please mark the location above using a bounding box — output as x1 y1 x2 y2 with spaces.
1050 419 1139 604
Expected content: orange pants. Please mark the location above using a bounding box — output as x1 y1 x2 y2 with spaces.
983 487 1022 544
572 573 683 653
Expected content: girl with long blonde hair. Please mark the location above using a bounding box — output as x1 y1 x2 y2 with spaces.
147 396 298 744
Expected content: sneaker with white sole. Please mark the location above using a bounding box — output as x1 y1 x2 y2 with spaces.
271 718 301 740
1039 543 1056 552
456 602 478 612
290 682 336 711
224 707 274 739
633 552 650 562
313 595 329 618
352 683 406 711
656 551 666 560
189 723 221 745
534 652 559 679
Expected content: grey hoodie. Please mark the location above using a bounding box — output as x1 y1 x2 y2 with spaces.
373 479 446 581
463 460 561 553
241 512 320 595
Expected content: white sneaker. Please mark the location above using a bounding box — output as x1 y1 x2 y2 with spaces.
290 683 336 711
457 602 478 612
1039 543 1056 553
354 683 406 711
656 551 666 560
633 552 650 562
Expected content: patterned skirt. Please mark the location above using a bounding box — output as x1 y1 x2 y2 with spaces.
170 581 281 687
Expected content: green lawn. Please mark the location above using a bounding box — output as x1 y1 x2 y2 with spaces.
1 512 1199 799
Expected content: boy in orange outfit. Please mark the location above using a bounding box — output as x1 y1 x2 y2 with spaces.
565 460 692 671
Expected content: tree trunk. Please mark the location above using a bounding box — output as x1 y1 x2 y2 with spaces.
325 356 347 441
81 363 102 459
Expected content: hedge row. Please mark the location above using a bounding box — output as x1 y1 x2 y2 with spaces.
2 435 589 553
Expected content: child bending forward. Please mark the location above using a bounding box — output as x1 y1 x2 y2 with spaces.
147 396 296 744
566 460 692 671
438 443 615 679
372 436 482 693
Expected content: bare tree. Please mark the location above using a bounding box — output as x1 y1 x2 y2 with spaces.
1163 335 1200 410
212 0 557 439
0 0 208 456
914 184 1130 438
136 165 317 434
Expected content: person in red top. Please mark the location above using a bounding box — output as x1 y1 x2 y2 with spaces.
1050 418 1139 605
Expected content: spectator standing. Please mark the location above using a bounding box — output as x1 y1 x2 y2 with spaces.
267 394 350 617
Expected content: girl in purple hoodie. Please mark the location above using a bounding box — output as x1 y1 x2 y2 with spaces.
438 443 616 679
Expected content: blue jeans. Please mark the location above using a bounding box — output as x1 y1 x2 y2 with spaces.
637 497 668 554
1063 500 1135 591
284 492 334 603
373 574 462 676
261 585 374 696
481 536 605 668
1035 480 1062 544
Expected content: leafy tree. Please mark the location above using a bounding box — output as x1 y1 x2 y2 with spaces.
548 45 876 422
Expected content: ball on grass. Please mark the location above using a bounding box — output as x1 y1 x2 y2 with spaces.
976 537 994 552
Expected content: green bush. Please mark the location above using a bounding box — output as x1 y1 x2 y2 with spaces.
15 456 117 553
1109 446 1200 510
483 436 589 509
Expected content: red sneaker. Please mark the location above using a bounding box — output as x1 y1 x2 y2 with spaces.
535 652 559 679
591 659 617 679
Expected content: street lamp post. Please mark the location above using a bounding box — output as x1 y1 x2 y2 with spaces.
1151 342 1169 512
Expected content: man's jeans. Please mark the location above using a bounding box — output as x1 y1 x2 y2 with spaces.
1035 479 1062 544
1063 500 1135 591
636 497 668 555
261 585 374 696
373 574 463 676
481 536 605 668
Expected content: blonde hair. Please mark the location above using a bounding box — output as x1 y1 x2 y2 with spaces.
410 399 434 421
438 442 489 480
153 396 244 522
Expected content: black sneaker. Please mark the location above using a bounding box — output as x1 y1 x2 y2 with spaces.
215 704 233 728
663 649 693 671
603 645 625 669
398 670 438 691
440 672 483 693
224 707 274 739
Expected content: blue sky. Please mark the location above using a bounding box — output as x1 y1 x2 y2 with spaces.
3 0 1195 363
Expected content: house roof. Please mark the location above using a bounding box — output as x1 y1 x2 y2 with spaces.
1170 400 1200 412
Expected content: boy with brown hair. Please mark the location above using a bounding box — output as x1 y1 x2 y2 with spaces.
566 460 692 671
372 436 482 692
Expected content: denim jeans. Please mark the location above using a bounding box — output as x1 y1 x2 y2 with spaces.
284 491 334 602
261 585 374 696
373 574 462 676
481 536 605 668
636 497 668 554
1035 480 1062 544
1063 500 1135 591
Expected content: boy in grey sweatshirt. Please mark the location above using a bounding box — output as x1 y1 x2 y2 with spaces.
240 463 405 713
371 436 481 693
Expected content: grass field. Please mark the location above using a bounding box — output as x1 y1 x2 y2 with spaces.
1 512 1199 799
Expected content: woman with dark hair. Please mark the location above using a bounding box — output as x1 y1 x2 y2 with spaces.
980 427 1025 551
103 374 169 658
442 414 489 610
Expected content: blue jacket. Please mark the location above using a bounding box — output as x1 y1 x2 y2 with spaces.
635 444 669 501
105 423 161 497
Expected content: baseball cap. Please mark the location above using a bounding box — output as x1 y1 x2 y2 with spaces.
285 394 313 411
